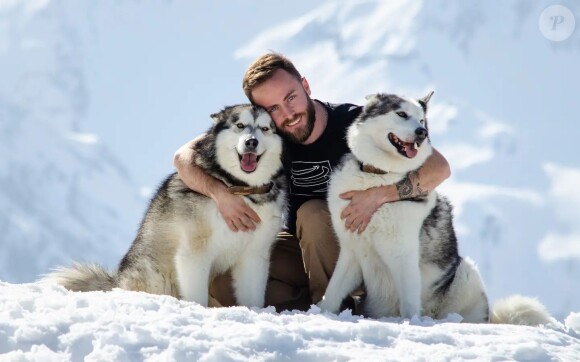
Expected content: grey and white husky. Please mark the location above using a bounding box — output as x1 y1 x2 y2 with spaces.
319 92 553 326
46 104 286 308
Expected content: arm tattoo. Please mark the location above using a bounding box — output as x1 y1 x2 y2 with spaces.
396 170 428 200
395 173 414 199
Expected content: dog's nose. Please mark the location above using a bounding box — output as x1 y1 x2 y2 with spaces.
415 127 428 140
245 137 258 150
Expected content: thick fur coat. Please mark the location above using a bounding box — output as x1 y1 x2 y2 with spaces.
46 105 286 308
319 93 553 326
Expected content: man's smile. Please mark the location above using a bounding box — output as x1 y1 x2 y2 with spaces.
285 115 302 129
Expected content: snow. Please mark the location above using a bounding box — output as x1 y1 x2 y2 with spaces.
1 281 579 361
0 0 143 284
537 163 580 262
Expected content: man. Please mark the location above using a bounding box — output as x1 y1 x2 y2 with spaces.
173 52 450 311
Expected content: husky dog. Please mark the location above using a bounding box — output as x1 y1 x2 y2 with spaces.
47 104 286 308
319 93 553 326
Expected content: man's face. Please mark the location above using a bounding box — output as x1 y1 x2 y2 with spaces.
251 69 316 144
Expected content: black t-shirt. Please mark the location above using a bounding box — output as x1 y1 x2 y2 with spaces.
282 100 362 233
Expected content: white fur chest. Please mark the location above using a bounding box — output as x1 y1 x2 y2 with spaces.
200 193 285 269
328 154 436 244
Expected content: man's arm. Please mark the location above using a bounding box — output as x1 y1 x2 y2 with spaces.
173 136 261 232
339 148 450 233
382 147 450 203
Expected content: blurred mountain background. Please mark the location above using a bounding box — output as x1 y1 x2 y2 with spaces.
1 0 578 319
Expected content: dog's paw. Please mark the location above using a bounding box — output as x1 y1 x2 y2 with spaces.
317 298 340 314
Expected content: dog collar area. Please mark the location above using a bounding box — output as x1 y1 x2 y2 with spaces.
227 182 273 196
359 162 388 175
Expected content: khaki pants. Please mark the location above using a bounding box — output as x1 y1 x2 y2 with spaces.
209 199 339 311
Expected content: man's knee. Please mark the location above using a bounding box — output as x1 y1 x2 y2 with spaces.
296 199 330 225
296 200 333 243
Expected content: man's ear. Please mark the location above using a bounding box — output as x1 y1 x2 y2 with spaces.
418 91 434 112
302 77 312 96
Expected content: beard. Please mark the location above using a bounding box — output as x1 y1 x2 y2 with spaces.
279 96 316 144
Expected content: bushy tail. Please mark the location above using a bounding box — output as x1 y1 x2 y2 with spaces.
44 262 116 292
490 295 556 326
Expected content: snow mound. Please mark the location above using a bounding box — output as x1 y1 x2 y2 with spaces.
565 312 580 334
1 282 579 361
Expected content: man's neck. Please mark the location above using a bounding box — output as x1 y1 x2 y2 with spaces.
302 100 327 145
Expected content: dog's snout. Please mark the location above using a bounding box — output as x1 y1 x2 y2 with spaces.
415 127 428 140
245 137 258 150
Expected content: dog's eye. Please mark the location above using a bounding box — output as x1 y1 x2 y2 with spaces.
261 127 269 132
396 111 408 119
236 123 245 129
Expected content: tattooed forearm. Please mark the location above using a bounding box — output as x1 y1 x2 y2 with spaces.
395 170 428 200
395 173 414 199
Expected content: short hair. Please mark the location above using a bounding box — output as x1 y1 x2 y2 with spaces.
242 52 302 104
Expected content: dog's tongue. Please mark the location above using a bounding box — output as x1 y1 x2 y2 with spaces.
402 142 418 158
241 153 258 172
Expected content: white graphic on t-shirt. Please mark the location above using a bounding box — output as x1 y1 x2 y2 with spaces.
290 160 332 196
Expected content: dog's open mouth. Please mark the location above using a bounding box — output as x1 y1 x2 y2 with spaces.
388 133 421 159
238 152 262 173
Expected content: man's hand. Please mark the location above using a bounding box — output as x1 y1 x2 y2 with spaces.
173 135 261 233
339 188 384 234
212 188 261 232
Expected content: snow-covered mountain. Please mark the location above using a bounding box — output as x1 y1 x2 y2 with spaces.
236 0 580 318
0 1 142 282
1 0 578 323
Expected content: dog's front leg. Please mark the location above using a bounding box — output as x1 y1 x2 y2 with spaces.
231 247 270 308
175 245 211 306
318 246 363 314
377 239 422 319
395 247 422 319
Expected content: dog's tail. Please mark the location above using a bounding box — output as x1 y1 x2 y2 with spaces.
44 262 116 292
490 295 555 326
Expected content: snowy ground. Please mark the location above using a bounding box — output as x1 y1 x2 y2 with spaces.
2 0 580 321
1 282 579 361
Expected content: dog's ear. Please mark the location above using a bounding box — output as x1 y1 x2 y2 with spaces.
210 112 221 123
363 94 382 110
210 105 237 124
418 91 434 112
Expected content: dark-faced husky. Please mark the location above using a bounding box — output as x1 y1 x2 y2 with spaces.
47 104 286 308
319 92 553 326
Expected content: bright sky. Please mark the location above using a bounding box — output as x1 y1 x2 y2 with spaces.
81 1 317 194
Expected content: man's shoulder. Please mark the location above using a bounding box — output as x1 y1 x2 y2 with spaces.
317 101 363 131
323 101 363 121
